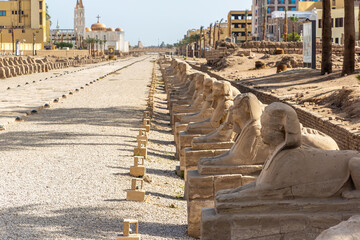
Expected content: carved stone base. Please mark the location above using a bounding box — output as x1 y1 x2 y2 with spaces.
186 170 256 238
184 147 231 179
202 198 360 240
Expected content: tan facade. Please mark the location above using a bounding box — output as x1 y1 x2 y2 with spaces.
0 0 47 51
297 0 360 11
228 10 253 43
316 7 360 44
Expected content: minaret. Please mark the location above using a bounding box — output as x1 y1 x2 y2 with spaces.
74 0 85 47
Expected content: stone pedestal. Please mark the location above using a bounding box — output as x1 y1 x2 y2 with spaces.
183 141 233 179
201 199 360 240
186 170 256 238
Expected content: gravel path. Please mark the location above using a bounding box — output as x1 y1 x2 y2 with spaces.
0 56 193 240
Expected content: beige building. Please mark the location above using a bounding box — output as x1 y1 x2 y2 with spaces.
316 7 360 44
228 10 252 43
0 0 47 52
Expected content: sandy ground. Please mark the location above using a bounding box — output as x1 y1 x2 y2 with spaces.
189 51 360 134
0 56 193 240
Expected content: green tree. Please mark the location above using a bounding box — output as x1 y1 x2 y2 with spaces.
289 16 299 42
282 32 301 42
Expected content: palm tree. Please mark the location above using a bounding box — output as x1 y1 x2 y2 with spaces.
200 26 204 58
218 18 224 44
85 38 92 55
290 16 299 42
213 21 218 48
284 8 288 42
342 0 355 75
103 40 107 53
358 5 360 41
95 39 99 56
245 10 249 43
321 0 332 75
209 23 213 48
263 4 267 41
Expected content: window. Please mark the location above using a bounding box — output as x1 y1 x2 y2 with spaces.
39 1 43 10
22 29 25 33
290 8 296 11
39 12 43 25
0 10 5 16
335 18 343 27
318 19 322 28
335 38 339 44
8 29 12 33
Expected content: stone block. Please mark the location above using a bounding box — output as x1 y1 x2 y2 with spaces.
186 170 214 200
214 174 244 194
187 199 214 238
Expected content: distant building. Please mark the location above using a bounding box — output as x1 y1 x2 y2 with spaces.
50 21 76 46
85 18 129 52
74 0 85 47
227 10 253 43
316 7 360 44
267 10 317 41
0 0 48 52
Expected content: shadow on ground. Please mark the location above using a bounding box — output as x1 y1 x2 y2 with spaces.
0 205 190 240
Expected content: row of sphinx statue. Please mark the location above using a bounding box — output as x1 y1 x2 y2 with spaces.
160 56 360 240
0 55 107 79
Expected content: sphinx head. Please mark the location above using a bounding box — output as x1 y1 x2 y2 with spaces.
203 78 216 99
212 81 232 99
194 73 206 90
261 102 302 148
232 93 262 133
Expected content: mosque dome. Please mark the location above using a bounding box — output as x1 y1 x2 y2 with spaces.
107 27 115 32
115 28 124 32
91 22 107 31
85 27 91 32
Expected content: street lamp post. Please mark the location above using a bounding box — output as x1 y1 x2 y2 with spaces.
32 32 36 56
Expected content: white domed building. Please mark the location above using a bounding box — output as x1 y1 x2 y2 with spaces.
85 19 129 53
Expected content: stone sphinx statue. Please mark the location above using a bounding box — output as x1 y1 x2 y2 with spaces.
198 93 269 169
186 81 240 132
216 102 360 203
181 77 217 123
192 104 236 144
173 72 208 113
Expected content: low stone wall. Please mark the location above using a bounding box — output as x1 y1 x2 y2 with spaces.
239 41 360 56
189 62 360 151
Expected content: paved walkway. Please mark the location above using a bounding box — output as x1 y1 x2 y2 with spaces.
0 56 191 239
0 57 147 128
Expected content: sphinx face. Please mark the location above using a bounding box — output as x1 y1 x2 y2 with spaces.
233 101 250 130
261 112 286 147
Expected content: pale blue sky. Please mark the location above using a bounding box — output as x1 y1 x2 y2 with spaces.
47 0 252 46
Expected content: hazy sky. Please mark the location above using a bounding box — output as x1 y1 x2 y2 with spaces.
47 0 252 46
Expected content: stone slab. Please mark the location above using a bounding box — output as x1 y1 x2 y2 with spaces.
201 207 354 240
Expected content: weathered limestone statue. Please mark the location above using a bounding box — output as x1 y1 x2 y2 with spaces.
3 58 17 77
180 77 217 124
198 93 268 173
216 102 360 202
316 215 360 240
186 93 265 237
186 81 239 133
201 102 360 240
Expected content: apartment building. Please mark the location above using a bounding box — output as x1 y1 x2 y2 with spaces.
0 0 48 51
228 10 252 43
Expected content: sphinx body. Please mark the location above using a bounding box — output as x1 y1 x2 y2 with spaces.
216 102 360 204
